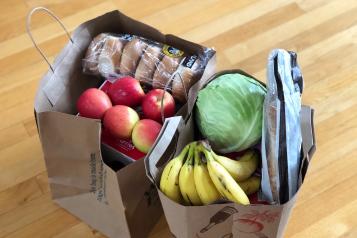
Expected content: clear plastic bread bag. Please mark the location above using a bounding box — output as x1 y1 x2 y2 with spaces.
83 33 214 103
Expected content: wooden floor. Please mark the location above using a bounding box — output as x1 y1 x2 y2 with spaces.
0 0 356 237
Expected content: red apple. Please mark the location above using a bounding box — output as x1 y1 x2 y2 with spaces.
142 89 175 122
76 88 112 119
107 76 145 107
103 105 139 139
132 119 162 154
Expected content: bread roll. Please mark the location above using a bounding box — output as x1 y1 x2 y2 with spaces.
119 38 148 75
152 56 181 89
97 36 124 77
135 44 162 85
83 33 108 74
172 57 201 102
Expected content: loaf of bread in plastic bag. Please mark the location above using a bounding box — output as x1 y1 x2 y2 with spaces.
83 33 213 102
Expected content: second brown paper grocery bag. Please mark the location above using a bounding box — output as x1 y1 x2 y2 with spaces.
145 70 316 238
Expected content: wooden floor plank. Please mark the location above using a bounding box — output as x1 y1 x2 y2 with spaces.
308 106 357 175
290 199 357 238
0 80 38 113
0 40 57 81
0 0 27 29
0 1 117 60
296 149 357 205
0 123 30 151
180 0 293 43
300 43 357 85
142 0 258 35
0 0 106 42
3 208 79 238
113 0 183 20
0 101 35 131
141 0 219 32
286 174 357 237
253 17 357 80
224 0 357 65
0 193 58 237
203 3 305 55
0 136 45 192
0 173 44 216
296 0 335 11
34 171 50 194
240 6 357 78
302 65 357 125
23 117 38 137
53 223 97 238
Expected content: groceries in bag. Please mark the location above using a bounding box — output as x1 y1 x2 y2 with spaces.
144 50 315 238
78 31 215 163
159 72 267 206
76 76 175 157
159 57 307 207
83 33 215 102
159 141 260 206
260 49 304 204
195 73 266 153
76 29 215 165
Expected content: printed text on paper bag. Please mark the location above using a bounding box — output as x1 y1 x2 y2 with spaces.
89 153 108 204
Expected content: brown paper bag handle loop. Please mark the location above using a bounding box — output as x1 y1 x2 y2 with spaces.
26 6 74 72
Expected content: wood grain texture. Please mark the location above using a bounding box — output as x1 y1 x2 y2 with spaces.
0 0 356 237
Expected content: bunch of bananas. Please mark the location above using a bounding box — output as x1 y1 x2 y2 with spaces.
159 141 261 206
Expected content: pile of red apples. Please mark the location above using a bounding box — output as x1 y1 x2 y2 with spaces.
76 76 175 154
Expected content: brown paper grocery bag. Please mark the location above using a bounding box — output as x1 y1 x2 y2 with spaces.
145 70 316 238
30 7 216 238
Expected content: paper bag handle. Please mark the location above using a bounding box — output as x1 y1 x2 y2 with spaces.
26 6 74 72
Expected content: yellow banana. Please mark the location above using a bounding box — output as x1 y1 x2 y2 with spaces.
211 149 259 182
194 148 221 205
179 143 202 205
160 143 191 203
238 176 261 196
200 144 250 205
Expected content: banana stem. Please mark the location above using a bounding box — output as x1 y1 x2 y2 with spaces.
177 142 192 163
185 142 196 166
194 147 199 165
198 144 214 162
209 150 221 162
195 143 207 164
197 140 212 152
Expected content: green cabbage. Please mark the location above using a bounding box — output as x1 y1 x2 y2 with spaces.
195 73 266 153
